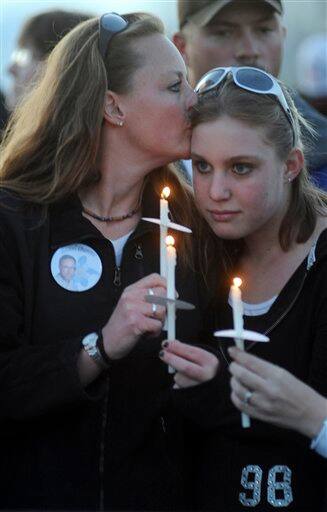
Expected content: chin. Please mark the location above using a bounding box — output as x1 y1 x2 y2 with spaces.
205 219 243 240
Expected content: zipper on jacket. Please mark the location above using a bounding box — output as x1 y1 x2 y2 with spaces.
113 266 121 287
134 244 143 260
160 416 167 433
99 376 110 511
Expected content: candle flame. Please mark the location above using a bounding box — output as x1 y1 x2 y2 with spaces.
233 277 242 288
166 235 175 247
161 186 171 199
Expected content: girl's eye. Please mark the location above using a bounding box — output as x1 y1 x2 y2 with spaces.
232 163 253 176
169 81 182 93
193 160 211 174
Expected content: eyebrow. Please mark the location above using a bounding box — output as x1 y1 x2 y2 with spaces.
208 15 275 29
190 152 205 160
191 153 263 164
160 70 185 81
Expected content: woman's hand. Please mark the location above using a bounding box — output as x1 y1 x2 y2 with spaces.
102 273 166 360
159 340 219 388
228 347 327 439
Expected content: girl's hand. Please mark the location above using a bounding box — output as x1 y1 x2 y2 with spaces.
159 340 219 388
228 347 327 439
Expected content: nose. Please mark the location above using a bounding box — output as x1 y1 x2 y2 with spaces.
186 86 198 110
235 29 259 64
209 172 232 202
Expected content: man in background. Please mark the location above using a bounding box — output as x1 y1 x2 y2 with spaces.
173 0 327 189
7 9 93 111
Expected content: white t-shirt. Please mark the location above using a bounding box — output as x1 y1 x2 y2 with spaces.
110 230 133 267
228 294 277 316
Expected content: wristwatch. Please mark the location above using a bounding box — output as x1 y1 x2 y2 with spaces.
82 331 111 370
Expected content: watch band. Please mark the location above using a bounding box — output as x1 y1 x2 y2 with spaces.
97 330 113 368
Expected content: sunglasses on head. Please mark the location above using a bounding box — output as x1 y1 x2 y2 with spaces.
98 12 128 62
195 66 295 146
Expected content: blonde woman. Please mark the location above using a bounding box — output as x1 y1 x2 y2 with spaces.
0 14 218 510
187 67 327 511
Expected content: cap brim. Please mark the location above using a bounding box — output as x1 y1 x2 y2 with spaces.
188 0 282 27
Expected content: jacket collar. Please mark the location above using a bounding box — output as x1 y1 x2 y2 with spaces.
215 228 327 339
247 228 327 336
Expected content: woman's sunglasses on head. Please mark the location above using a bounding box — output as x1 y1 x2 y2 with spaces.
195 66 295 146
98 12 128 62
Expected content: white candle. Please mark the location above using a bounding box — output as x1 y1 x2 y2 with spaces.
166 235 176 374
160 187 170 278
230 277 250 428
166 235 176 338
230 277 244 349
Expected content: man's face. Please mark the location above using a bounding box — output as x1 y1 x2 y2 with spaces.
180 1 285 86
59 258 76 282
7 44 42 110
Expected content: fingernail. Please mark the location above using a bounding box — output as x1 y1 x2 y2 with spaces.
159 350 165 358
162 340 169 348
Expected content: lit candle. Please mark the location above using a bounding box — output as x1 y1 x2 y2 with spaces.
230 277 250 428
231 277 244 350
160 187 170 278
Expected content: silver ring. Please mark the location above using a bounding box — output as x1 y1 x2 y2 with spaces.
243 390 253 406
152 302 157 316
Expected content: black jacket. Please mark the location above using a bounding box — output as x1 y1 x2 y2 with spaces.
0 186 209 511
184 229 327 511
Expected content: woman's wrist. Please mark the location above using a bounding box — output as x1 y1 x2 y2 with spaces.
300 396 327 439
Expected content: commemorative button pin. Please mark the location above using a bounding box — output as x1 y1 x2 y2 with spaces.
51 244 102 292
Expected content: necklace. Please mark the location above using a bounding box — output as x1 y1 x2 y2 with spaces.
82 203 140 222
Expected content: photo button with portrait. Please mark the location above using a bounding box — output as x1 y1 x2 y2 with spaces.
51 243 102 292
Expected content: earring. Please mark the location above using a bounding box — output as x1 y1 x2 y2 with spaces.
288 177 292 182
117 120 124 127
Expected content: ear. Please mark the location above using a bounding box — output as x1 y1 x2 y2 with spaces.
173 32 189 65
103 90 125 127
284 148 304 183
282 24 287 41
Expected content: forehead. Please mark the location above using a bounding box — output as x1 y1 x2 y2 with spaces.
135 33 187 75
192 116 273 155
60 257 75 264
207 1 278 27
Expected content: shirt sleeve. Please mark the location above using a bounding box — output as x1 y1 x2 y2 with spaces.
311 419 327 459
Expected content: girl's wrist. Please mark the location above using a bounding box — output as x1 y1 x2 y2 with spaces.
301 398 327 439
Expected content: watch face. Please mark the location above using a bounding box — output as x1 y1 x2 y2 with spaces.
83 332 98 348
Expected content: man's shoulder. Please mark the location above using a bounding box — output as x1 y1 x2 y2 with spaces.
292 91 327 175
175 159 192 183
293 92 327 133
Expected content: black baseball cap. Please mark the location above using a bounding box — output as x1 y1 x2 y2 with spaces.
178 0 283 29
